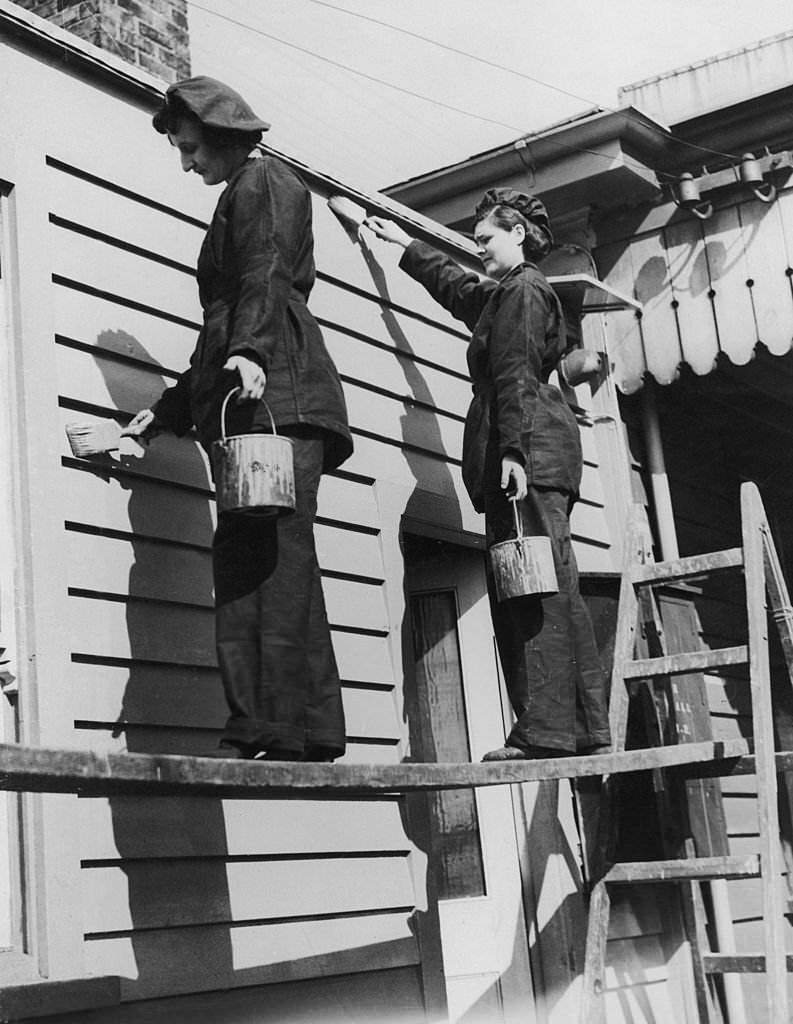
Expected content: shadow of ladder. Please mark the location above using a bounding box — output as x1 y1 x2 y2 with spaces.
580 481 793 1023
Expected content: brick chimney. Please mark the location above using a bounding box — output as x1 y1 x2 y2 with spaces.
14 0 190 82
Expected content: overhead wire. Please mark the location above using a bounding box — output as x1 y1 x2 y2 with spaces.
311 0 606 111
183 0 544 132
181 0 723 186
309 0 746 167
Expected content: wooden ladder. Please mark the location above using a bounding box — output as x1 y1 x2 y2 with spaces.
580 481 793 1023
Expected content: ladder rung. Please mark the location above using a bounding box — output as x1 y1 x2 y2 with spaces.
631 548 744 585
623 645 748 680
704 953 793 974
604 855 759 885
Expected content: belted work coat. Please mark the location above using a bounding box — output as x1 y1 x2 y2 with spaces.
154 152 352 473
400 240 581 512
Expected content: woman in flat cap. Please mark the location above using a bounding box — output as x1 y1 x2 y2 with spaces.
366 191 610 760
125 76 352 762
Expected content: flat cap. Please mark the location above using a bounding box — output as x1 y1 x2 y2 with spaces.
153 75 270 134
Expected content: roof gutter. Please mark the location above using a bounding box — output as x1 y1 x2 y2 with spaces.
385 107 674 209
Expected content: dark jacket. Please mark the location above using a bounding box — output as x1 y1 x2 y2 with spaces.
400 240 581 512
154 152 352 472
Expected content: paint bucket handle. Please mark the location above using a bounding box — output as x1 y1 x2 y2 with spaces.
510 496 523 540
220 387 278 443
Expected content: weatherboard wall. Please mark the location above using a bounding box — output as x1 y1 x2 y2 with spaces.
0 16 623 1023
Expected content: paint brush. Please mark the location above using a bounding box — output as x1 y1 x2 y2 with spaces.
65 421 146 458
65 420 123 458
328 195 367 229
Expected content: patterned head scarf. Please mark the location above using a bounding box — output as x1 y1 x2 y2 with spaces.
475 188 553 248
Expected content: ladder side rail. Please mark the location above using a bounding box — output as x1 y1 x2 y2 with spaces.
740 481 789 1021
578 876 611 1024
759 515 793 681
758 504 793 909
638 588 719 1024
607 506 651 752
578 509 649 1024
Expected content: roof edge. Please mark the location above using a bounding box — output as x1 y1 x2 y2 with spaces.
384 106 671 205
0 0 477 259
619 29 793 96
0 0 166 104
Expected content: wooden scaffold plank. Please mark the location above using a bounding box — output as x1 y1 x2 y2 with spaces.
0 739 755 798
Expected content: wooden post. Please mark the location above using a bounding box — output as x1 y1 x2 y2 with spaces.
741 482 788 1022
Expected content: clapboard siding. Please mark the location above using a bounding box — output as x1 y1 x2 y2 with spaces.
81 856 416 932
0 20 630 1011
64 522 385 589
51 220 200 325
60 457 380 543
79 796 411 859
52 282 199 374
64 533 389 632
65 596 395 687
47 159 615 555
71 664 398 739
45 157 207 268
85 916 419 1001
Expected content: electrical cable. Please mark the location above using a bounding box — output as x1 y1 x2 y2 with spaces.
311 0 606 110
181 0 706 184
183 0 539 132
309 0 747 166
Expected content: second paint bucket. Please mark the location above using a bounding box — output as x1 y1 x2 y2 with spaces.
490 497 558 602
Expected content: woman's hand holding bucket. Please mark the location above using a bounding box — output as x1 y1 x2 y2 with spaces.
224 354 266 401
501 454 527 501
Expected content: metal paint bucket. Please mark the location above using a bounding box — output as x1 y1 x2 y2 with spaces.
212 388 296 517
489 498 558 602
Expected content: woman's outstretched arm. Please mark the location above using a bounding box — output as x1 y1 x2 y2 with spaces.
364 217 494 331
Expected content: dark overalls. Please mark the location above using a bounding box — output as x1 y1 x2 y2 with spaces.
154 152 352 759
400 241 610 753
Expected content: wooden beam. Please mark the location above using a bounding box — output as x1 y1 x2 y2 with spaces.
0 739 756 797
679 751 793 778
604 855 759 884
704 954 793 974
630 548 743 585
623 645 748 679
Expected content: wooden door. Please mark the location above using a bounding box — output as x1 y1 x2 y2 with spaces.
405 536 536 1024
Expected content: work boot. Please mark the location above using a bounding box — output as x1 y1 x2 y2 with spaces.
198 741 266 760
482 744 568 761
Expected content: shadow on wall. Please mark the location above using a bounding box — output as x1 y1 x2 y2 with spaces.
358 235 466 1018
90 328 237 998
356 234 465 748
597 198 772 316
77 328 436 1017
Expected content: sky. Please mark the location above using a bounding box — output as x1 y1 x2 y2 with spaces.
186 0 793 193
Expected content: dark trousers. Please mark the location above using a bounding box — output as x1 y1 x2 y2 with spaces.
485 487 611 753
212 433 346 757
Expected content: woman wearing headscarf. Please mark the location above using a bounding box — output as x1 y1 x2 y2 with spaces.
125 76 352 762
366 190 610 759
